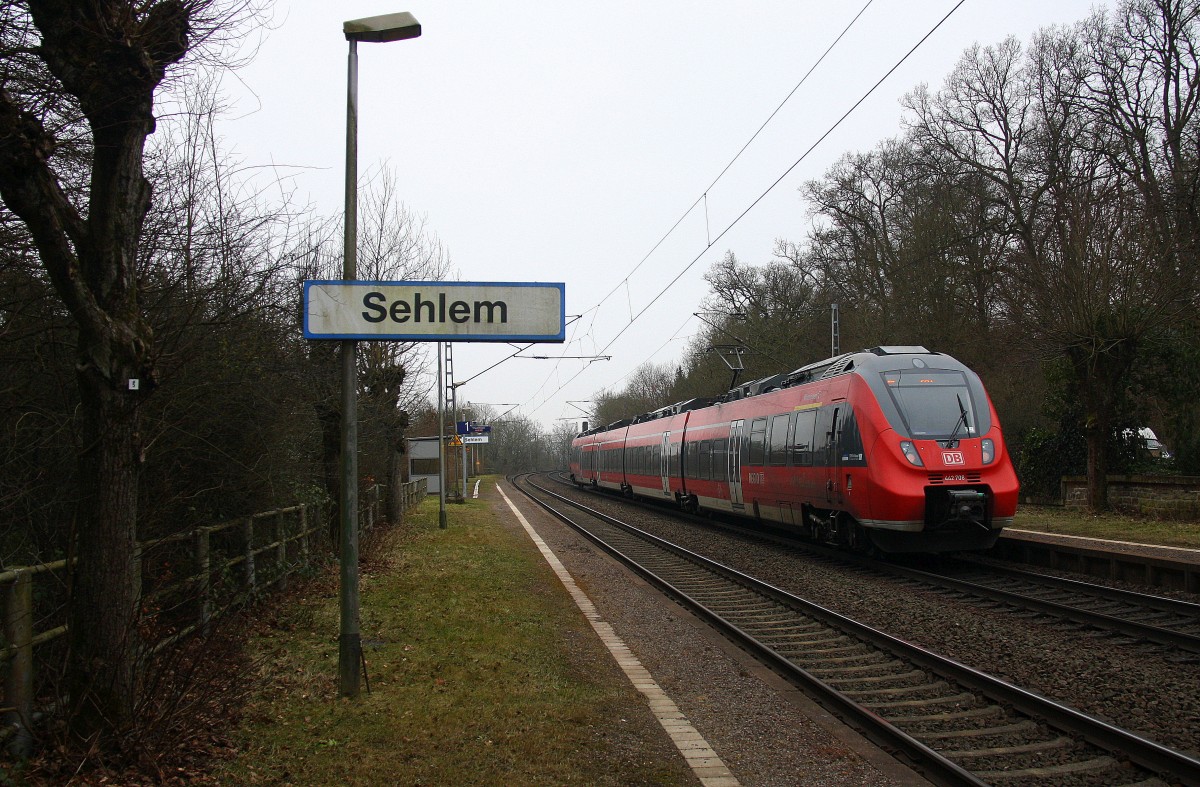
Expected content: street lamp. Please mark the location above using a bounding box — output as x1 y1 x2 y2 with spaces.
339 10 421 700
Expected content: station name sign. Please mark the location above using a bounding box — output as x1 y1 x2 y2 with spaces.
303 281 565 342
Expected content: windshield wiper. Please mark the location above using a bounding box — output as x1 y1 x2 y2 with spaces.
945 394 968 448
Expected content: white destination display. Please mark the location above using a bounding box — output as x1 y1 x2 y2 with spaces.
304 281 565 342
462 435 489 444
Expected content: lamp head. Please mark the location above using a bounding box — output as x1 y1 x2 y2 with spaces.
344 12 421 43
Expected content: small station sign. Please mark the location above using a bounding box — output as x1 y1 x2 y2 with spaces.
303 280 565 342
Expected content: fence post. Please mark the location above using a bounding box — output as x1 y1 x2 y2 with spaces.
243 516 256 594
3 570 33 758
276 510 288 591
298 505 310 566
195 527 211 637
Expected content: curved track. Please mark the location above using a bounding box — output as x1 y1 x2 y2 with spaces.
514 473 1200 786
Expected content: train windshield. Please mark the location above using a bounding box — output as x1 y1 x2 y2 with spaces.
881 370 977 440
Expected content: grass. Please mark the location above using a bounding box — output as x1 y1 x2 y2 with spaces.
1013 504 1200 549
214 477 691 786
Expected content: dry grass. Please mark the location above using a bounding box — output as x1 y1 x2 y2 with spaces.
1013 505 1200 549
214 480 691 786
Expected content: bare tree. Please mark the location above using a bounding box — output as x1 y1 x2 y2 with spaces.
0 0 261 741
903 20 1184 509
297 165 454 528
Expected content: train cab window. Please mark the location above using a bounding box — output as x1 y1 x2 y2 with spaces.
748 418 767 465
768 414 791 466
790 410 817 466
714 438 728 481
882 369 977 439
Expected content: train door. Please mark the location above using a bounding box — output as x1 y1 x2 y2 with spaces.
818 404 844 506
728 420 744 508
660 432 671 496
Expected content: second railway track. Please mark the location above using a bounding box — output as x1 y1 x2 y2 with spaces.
512 473 1200 786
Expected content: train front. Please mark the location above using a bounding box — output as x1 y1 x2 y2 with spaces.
859 352 1018 553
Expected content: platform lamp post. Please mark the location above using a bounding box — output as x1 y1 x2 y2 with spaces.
339 11 421 699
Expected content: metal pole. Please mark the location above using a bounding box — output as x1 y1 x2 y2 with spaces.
831 302 841 357
338 37 362 698
437 342 448 528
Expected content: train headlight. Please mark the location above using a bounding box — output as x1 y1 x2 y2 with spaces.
900 441 923 467
981 438 995 465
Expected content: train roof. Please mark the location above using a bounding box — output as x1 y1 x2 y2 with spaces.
577 346 952 437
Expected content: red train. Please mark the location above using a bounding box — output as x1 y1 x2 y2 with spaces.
569 346 1018 553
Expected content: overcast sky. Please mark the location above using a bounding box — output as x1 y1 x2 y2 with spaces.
219 0 1104 433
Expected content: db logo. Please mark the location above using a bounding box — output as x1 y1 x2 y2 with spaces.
942 451 965 465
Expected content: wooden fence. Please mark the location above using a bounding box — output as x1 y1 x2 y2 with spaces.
1 478 427 756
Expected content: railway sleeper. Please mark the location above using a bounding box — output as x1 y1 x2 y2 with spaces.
838 680 951 699
945 735 1074 759
721 603 785 614
784 644 872 659
888 705 1004 724
824 670 930 689
773 632 854 647
973 754 1118 781
740 621 825 634
863 691 975 710
809 658 907 676
913 719 1039 740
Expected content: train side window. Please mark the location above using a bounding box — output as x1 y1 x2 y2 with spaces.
714 438 728 481
768 414 791 466
791 410 817 466
748 418 767 465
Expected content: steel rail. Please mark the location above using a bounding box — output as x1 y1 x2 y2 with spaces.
518 473 1200 786
877 559 1200 654
510 474 985 787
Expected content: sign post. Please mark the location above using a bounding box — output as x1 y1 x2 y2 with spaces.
305 278 563 697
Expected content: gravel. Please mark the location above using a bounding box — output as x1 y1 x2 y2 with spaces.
515 479 1200 783
494 482 931 786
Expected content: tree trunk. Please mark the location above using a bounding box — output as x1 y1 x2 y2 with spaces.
67 368 143 736
0 0 192 743
1069 335 1136 514
1083 407 1110 513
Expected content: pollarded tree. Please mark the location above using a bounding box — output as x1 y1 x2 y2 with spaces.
0 0 257 740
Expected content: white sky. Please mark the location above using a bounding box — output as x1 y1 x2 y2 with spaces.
217 0 1104 432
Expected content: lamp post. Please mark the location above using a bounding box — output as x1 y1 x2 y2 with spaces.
339 10 421 700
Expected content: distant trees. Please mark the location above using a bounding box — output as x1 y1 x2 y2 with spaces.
597 0 1200 508
905 0 1200 506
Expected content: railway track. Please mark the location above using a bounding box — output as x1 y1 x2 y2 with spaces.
553 471 1200 660
513 473 1200 786
896 558 1200 658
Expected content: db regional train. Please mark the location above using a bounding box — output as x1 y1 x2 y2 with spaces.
569 346 1018 553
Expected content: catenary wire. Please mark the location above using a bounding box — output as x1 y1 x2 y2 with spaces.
525 0 968 418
